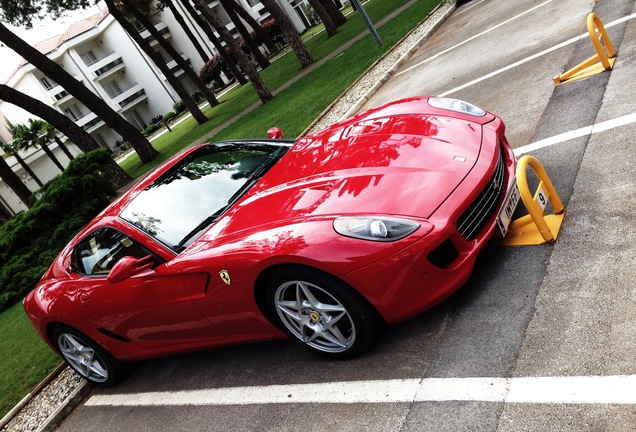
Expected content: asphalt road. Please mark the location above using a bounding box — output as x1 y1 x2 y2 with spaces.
56 0 636 430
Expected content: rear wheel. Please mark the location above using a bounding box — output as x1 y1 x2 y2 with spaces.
265 268 379 359
52 325 124 387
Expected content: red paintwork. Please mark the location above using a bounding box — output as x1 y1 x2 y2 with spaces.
24 97 516 361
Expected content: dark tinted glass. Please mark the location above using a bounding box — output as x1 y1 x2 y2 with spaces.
71 228 152 276
119 143 287 249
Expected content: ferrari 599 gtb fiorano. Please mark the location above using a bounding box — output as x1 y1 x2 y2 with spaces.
24 97 518 386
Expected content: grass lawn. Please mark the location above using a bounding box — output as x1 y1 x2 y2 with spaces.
0 302 60 417
120 0 441 178
0 0 442 419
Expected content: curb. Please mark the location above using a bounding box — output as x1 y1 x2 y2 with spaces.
0 363 64 430
35 379 92 432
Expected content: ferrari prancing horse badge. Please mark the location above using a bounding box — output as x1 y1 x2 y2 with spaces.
219 270 231 286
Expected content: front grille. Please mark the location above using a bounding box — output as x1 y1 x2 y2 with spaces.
456 148 506 240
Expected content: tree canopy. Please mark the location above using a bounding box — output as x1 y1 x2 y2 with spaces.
0 0 90 28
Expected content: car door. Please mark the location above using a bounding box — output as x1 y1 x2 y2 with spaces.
71 226 223 351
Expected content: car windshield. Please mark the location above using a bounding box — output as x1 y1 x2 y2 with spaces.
119 142 289 251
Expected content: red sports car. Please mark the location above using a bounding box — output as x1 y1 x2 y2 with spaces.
24 97 518 386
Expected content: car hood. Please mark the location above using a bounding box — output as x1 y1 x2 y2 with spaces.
219 114 486 234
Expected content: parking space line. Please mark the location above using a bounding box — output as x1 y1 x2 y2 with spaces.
514 111 636 156
454 0 487 17
441 12 636 97
86 375 636 407
396 0 555 77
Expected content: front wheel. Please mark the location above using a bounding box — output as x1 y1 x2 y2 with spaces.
265 268 379 359
52 325 124 387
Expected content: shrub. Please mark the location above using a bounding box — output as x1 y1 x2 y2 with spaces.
162 111 176 122
144 123 161 135
0 149 117 312
173 100 186 113
190 90 204 102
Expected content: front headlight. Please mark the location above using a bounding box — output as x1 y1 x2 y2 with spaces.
428 97 486 117
333 216 420 242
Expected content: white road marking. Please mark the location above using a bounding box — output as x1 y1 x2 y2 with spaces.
454 0 488 17
514 111 636 156
440 12 636 97
396 0 556 76
86 375 636 407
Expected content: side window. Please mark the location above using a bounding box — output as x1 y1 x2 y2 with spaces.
70 228 155 276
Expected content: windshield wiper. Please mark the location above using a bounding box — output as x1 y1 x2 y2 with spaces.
174 210 225 252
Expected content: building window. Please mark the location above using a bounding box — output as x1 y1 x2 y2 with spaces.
40 76 56 90
80 50 99 66
63 105 84 121
95 133 109 148
104 80 123 98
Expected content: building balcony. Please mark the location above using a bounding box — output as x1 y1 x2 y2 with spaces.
88 52 125 79
113 83 147 111
74 111 103 132
165 53 190 75
140 21 171 46
251 2 266 17
47 84 72 104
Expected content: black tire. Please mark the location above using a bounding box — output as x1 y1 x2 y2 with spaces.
265 267 379 359
51 325 124 387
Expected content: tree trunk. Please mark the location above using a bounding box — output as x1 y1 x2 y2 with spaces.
126 1 219 109
165 0 211 64
40 142 65 171
181 0 248 85
54 137 75 161
0 155 32 208
220 0 270 69
0 24 159 164
318 0 347 27
259 0 314 68
11 151 43 187
224 0 278 54
307 0 338 37
193 0 273 103
105 0 209 125
0 84 132 189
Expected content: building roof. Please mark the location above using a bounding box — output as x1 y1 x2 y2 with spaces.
3 9 111 83
32 10 110 56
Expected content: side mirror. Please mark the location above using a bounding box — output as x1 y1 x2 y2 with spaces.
107 255 154 284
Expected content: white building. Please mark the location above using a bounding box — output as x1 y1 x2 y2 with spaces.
0 0 314 217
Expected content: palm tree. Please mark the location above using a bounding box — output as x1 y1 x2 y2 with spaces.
0 84 132 190
4 123 44 188
42 122 75 161
24 119 65 172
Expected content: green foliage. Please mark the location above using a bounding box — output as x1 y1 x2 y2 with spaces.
173 100 186 113
0 149 117 312
120 0 441 179
0 302 60 418
190 90 203 102
162 111 176 122
144 123 162 135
